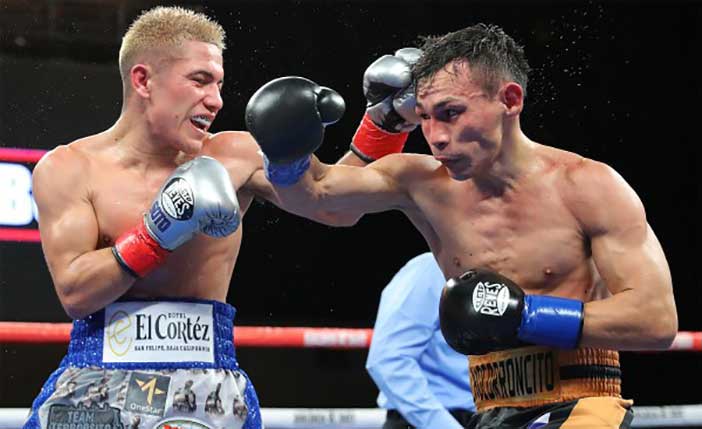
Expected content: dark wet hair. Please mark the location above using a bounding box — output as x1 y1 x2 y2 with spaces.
413 24 531 98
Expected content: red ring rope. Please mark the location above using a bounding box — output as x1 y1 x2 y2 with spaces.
0 322 699 351
0 147 46 163
0 322 373 349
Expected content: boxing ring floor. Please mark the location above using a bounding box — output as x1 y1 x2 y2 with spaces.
0 323 701 429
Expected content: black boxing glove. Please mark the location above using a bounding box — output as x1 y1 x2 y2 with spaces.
245 76 345 185
439 268 584 355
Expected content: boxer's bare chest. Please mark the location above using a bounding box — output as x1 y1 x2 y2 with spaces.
91 166 170 243
416 170 594 298
88 160 245 298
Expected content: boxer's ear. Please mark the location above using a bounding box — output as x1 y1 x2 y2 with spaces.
500 82 523 116
130 63 152 99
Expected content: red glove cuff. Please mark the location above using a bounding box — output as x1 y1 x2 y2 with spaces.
350 114 408 162
112 222 170 278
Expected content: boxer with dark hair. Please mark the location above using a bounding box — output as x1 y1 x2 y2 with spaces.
246 24 677 428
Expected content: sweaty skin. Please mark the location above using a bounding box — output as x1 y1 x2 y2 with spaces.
36 131 268 300
33 41 277 318
272 61 677 351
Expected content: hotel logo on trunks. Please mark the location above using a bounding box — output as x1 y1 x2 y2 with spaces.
103 302 214 364
47 403 124 429
472 281 510 316
470 347 560 404
125 372 170 417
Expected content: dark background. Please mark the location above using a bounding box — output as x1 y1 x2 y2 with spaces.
1 0 700 410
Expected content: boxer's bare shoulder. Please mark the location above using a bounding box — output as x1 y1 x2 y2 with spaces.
37 136 94 169
36 131 132 186
33 139 97 203
367 152 444 196
551 148 645 237
204 131 261 168
380 152 442 175
537 144 617 187
204 130 282 205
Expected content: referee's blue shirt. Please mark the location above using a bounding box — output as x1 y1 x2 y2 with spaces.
366 252 475 429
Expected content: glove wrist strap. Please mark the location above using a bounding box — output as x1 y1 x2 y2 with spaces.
350 114 408 162
263 154 311 186
112 221 170 278
518 295 584 349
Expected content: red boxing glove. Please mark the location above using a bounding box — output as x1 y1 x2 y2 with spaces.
350 114 409 163
112 221 170 278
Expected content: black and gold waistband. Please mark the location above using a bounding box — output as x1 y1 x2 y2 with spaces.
469 346 621 411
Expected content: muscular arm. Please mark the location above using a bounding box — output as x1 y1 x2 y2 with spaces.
240 128 414 225
245 75 422 227
270 153 415 225
34 147 134 319
570 161 677 350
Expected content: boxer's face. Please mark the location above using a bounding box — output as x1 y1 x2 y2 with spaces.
148 41 224 154
416 62 504 181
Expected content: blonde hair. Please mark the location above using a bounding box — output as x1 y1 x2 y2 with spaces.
118 6 225 81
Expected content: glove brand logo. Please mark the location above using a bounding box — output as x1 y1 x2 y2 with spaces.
472 281 510 316
161 178 194 221
106 310 133 356
150 201 172 233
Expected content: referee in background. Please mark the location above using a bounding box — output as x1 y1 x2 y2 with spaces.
366 252 476 429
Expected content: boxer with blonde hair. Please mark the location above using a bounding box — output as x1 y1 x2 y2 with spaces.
25 6 347 429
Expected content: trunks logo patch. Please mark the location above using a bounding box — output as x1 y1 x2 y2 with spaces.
161 178 194 221
472 281 510 316
47 403 124 429
154 418 212 429
103 302 215 364
470 348 560 404
125 372 170 417
106 310 132 357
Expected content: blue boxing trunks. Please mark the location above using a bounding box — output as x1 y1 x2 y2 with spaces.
24 299 262 429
